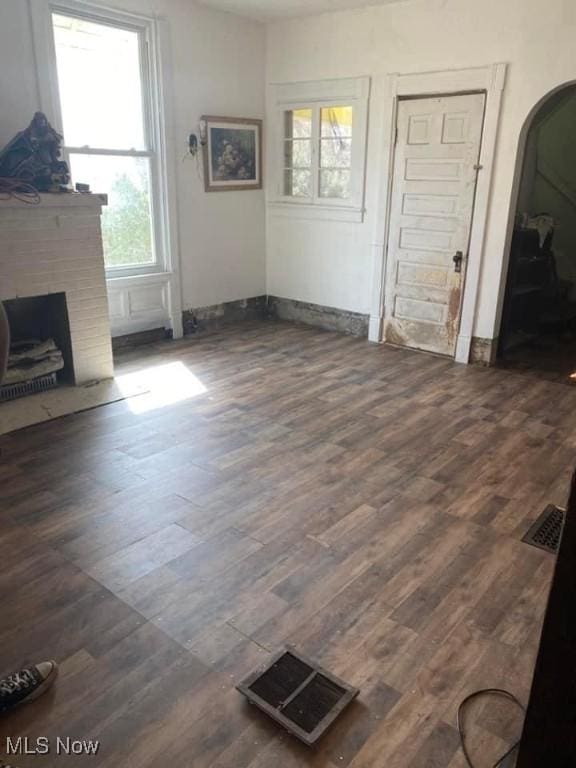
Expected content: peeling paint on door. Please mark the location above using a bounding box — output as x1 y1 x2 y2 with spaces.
383 94 485 357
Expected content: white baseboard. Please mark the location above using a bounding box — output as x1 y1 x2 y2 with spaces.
368 315 383 343
455 333 471 364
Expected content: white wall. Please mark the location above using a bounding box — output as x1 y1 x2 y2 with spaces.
0 0 266 313
265 0 576 340
5 0 576 345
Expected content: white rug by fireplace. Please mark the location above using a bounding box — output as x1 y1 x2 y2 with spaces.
0 377 149 436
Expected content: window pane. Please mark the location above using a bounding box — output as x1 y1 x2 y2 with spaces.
69 155 155 268
320 138 352 169
321 106 353 138
285 139 312 168
52 14 146 150
285 109 312 139
319 169 351 199
284 169 312 198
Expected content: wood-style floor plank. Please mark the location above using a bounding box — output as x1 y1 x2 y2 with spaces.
0 320 569 767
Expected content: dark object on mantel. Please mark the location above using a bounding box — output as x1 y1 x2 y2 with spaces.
516 470 576 767
0 112 70 192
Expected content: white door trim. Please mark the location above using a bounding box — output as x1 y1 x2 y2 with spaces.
369 63 507 363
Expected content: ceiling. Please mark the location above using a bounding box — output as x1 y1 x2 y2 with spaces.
195 0 408 22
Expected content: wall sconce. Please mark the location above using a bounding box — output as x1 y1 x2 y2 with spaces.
188 133 198 157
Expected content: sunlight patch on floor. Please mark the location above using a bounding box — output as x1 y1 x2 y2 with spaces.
115 361 208 414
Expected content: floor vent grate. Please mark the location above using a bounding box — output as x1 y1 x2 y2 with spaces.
0 372 58 403
237 647 359 745
522 504 566 554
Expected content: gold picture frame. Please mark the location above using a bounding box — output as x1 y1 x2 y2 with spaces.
201 116 263 192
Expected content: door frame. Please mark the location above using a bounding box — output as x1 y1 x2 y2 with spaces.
369 64 507 363
495 80 576 351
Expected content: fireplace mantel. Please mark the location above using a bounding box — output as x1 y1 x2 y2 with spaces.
0 192 114 384
0 192 107 210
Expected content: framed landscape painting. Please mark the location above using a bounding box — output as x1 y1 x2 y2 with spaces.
202 116 262 192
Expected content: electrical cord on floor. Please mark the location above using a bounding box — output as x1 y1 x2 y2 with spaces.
457 688 525 768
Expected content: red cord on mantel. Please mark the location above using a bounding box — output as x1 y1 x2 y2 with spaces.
0 177 41 204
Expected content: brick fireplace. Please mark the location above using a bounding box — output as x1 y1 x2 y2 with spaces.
0 193 113 385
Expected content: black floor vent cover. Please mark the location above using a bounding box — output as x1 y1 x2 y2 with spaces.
522 504 566 554
237 647 359 745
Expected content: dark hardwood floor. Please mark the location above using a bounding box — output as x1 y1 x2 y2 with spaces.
499 334 576 383
0 320 572 767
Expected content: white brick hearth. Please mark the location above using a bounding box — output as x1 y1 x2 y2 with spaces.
0 193 114 384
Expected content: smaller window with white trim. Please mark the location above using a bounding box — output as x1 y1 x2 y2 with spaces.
319 106 353 200
284 108 313 198
273 78 369 220
283 105 354 201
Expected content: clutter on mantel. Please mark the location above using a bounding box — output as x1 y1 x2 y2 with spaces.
0 112 70 194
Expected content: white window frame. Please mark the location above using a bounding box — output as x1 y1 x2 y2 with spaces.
29 0 174 280
268 77 370 223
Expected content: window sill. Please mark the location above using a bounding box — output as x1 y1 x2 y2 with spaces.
267 201 365 223
106 271 173 286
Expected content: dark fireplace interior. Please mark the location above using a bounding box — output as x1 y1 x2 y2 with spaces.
3 293 74 391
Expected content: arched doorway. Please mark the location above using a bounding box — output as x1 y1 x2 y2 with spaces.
498 83 576 379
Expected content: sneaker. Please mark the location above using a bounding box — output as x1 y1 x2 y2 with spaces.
0 661 58 713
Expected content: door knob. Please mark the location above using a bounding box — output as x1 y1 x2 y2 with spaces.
453 251 464 273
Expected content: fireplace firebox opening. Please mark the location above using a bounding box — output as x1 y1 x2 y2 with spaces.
2 293 74 400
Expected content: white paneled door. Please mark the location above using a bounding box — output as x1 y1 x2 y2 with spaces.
384 93 485 356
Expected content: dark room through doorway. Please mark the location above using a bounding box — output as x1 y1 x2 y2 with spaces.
499 84 576 381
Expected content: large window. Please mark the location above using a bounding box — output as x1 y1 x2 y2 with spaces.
51 9 162 273
272 78 370 221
